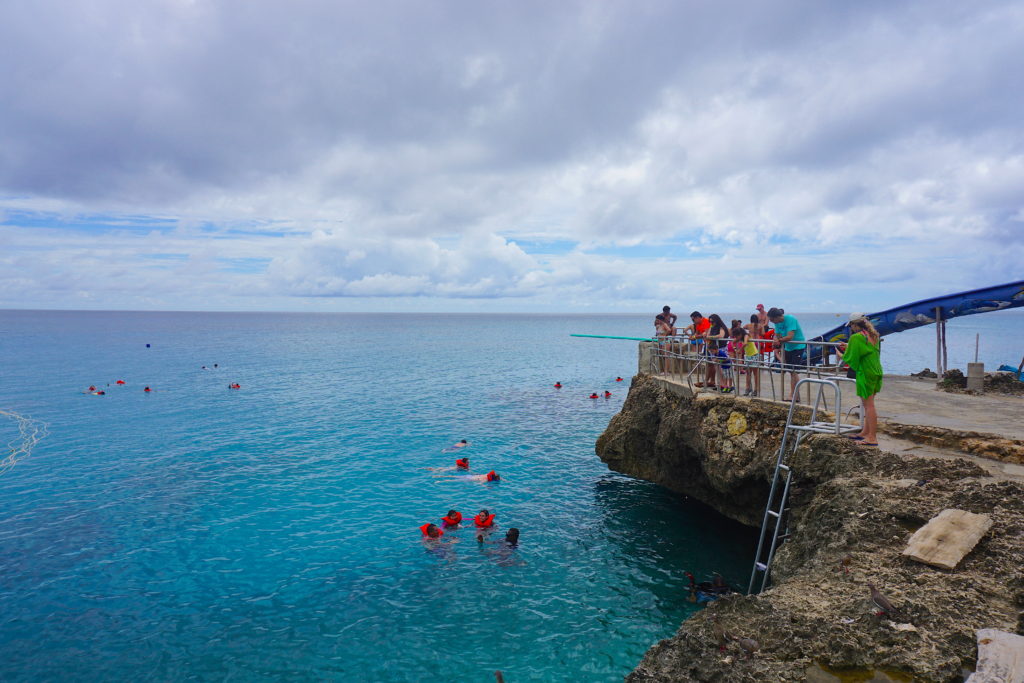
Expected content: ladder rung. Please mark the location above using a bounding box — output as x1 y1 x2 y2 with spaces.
755 562 768 571
778 464 790 472
767 510 780 518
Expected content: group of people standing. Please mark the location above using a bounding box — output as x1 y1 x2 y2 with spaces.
654 305 883 444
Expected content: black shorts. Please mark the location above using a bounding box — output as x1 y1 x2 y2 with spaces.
783 348 807 369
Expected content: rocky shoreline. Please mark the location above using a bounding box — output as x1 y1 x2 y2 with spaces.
596 374 1024 682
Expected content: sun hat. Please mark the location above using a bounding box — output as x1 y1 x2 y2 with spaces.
849 312 867 322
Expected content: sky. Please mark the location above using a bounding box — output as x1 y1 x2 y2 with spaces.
1 0 1022 313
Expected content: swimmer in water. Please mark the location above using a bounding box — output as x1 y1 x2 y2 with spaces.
479 527 523 565
441 439 470 453
228 383 241 389
92 390 106 396
438 470 499 483
473 509 496 528
441 510 463 527
144 386 152 392
425 457 470 472
419 522 444 538
604 391 611 398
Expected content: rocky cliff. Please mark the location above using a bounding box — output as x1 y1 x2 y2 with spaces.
596 374 1024 682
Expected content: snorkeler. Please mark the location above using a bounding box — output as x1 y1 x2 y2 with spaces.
228 383 241 389
473 510 496 528
441 510 463 527
144 386 152 392
603 391 611 398
425 457 470 472
441 439 470 453
419 523 444 538
435 470 499 483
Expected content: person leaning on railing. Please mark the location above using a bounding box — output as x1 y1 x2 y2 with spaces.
838 313 883 447
767 307 806 401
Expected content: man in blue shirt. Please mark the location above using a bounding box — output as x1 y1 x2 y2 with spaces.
768 307 805 401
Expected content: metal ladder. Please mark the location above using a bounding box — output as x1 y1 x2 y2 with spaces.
747 377 860 594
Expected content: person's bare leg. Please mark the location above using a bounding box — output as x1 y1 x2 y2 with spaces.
861 395 878 442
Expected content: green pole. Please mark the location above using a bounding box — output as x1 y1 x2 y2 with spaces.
570 334 654 341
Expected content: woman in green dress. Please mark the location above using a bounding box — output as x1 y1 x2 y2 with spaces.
839 315 883 446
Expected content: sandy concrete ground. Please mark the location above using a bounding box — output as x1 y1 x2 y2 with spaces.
653 371 1024 441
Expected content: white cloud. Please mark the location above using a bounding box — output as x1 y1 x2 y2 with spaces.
0 0 1022 311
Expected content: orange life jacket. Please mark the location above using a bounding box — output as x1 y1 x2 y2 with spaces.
474 513 495 528
455 458 469 469
419 524 443 538
441 512 462 527
485 470 498 482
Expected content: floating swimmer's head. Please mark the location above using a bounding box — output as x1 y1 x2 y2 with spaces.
505 528 520 546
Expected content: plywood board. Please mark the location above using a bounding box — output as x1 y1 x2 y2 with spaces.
902 508 992 570
966 629 1024 683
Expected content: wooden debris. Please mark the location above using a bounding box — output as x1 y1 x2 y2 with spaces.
902 508 992 570
966 629 1024 683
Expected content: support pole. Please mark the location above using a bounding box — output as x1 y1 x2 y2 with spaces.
942 319 948 376
935 307 943 376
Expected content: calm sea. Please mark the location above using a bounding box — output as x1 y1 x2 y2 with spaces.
0 309 1019 681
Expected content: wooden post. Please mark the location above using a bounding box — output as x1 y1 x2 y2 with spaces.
935 307 943 375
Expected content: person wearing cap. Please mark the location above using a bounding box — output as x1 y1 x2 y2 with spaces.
838 314 883 446
766 307 806 401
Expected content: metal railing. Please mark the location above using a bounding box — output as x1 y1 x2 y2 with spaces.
647 335 852 403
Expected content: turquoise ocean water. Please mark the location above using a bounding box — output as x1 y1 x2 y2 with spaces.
0 309 1020 681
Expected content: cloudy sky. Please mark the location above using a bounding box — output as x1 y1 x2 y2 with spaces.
1 0 1022 313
